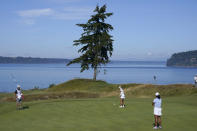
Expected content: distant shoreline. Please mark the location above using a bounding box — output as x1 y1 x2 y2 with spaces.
0 56 166 64
0 56 70 64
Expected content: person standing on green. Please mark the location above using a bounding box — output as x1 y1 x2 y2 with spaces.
194 75 197 87
119 85 125 108
15 85 23 110
152 92 162 129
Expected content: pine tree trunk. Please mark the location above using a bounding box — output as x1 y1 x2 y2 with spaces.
93 67 97 80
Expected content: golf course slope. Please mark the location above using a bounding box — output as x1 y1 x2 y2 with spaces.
1 79 197 131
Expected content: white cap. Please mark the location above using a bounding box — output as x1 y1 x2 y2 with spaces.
17 85 21 88
155 92 160 96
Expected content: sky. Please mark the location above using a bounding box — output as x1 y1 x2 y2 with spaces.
0 0 197 61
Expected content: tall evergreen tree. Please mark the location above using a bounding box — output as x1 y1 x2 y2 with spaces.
67 5 114 80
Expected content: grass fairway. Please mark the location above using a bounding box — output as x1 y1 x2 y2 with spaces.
1 95 197 131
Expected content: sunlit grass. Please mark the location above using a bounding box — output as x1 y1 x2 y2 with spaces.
0 95 197 131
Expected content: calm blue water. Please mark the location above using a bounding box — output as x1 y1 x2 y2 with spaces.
0 61 197 92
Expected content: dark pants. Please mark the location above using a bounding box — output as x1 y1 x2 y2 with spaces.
16 98 22 103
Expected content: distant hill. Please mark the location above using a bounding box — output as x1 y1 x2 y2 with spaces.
0 56 69 64
167 50 197 67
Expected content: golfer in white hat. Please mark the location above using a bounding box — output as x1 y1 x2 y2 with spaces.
152 92 162 129
14 85 23 110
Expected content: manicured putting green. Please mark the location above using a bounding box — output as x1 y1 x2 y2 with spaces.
1 95 197 131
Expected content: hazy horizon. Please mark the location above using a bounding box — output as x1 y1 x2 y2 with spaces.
0 55 167 62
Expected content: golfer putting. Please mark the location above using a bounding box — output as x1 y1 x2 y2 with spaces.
152 92 162 129
15 85 23 110
119 85 125 108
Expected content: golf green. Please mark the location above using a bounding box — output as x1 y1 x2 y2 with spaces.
1 95 197 131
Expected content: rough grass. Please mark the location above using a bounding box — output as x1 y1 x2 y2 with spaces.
0 95 197 131
1 79 197 102
125 84 197 98
47 79 118 92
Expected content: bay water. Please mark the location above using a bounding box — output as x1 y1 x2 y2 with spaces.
0 61 197 92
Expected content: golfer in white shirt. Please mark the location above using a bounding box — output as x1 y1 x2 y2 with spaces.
119 86 125 108
194 75 197 87
152 92 162 129
15 85 23 110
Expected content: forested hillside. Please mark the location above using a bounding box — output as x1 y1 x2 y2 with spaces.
167 50 197 67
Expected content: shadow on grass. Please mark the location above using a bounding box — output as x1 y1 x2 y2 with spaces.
21 105 29 110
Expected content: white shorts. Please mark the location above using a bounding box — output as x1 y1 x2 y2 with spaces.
120 95 125 99
154 107 162 116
